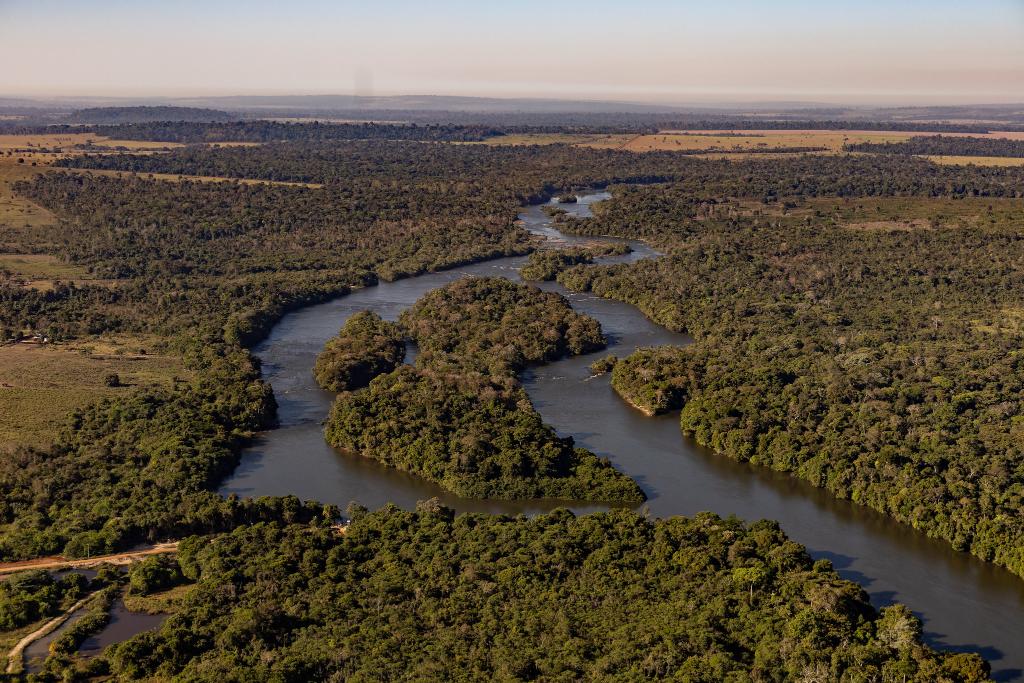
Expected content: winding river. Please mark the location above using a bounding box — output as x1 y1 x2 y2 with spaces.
222 193 1024 680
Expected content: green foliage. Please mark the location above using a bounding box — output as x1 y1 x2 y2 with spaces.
521 248 596 281
590 354 618 374
555 182 1024 577
325 278 641 503
519 243 631 281
611 346 692 415
47 585 118 658
0 570 87 632
87 508 989 681
129 555 185 597
326 367 641 502
313 311 404 392
847 135 1024 158
399 277 605 374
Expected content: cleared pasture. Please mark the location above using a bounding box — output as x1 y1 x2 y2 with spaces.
0 335 187 450
922 155 1024 167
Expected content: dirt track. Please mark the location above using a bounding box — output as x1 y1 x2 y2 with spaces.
5 594 93 674
0 542 179 576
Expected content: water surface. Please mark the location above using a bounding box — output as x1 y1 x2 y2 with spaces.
223 192 1024 679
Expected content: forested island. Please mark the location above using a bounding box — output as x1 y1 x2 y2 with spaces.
324 277 642 502
313 311 405 392
520 243 630 281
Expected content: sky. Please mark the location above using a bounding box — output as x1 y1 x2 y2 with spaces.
1 0 1022 105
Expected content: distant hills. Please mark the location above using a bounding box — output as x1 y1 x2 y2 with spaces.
65 106 236 124
0 95 1021 129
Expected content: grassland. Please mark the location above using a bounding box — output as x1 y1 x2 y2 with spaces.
923 155 1024 167
0 158 55 240
473 129 920 155
621 129 919 152
0 254 99 291
0 335 187 450
122 583 192 615
476 129 1024 163
0 134 178 247
475 132 635 147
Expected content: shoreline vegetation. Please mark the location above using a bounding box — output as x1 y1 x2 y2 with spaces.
324 277 645 503
519 242 631 281
2 119 1023 675
545 183 1024 581
68 505 988 681
313 311 405 392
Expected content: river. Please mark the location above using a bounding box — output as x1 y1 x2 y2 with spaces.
221 192 1024 679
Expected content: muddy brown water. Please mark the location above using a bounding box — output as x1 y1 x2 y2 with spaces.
221 193 1024 679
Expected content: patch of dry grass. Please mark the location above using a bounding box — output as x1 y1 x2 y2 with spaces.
817 196 1022 228
0 335 189 450
922 155 1024 167
972 307 1024 335
844 219 933 231
472 133 634 148
61 167 323 188
123 583 193 614
623 130 920 153
0 254 90 280
0 618 47 654
0 158 57 233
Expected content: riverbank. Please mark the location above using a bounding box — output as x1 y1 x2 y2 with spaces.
220 192 1024 680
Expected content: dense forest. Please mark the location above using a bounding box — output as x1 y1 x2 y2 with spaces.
313 311 405 392
1 141 562 559
30 507 989 681
64 106 237 124
0 568 92 632
6 142 1024 558
57 141 1024 196
39 120 504 143
325 278 642 502
548 183 1024 577
847 135 1024 158
6 115 1012 136
4 127 1024 670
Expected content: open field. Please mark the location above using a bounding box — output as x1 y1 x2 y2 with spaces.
0 158 56 236
476 132 634 147
0 335 188 450
0 133 182 167
123 583 192 614
624 129 921 152
922 154 1024 167
702 195 1024 230
475 130 921 154
0 253 99 291
477 129 1024 160
62 166 324 188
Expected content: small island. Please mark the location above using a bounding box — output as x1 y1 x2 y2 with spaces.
313 311 405 392
520 243 631 281
324 277 644 503
610 346 691 416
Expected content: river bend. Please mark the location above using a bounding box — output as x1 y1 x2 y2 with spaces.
222 192 1024 679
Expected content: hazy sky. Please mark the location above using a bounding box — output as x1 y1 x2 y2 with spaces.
1 0 1022 104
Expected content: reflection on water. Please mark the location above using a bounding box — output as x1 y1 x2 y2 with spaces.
23 607 90 673
222 193 1024 680
78 599 166 657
